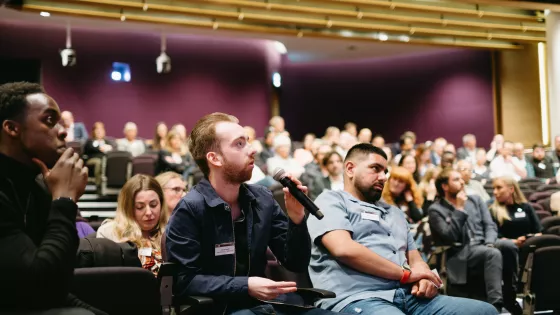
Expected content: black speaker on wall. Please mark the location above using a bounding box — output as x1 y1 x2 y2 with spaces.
0 58 41 84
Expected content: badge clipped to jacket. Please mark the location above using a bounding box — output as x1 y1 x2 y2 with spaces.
215 242 235 256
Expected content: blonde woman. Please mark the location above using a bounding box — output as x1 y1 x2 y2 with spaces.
155 171 187 215
381 167 425 223
490 177 542 247
97 174 169 276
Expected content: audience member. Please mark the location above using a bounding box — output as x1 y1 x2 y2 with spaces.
149 121 168 151
473 148 491 182
294 133 315 166
309 151 343 200
155 172 187 214
393 135 414 164
512 142 535 178
398 153 420 183
97 174 168 276
489 141 527 181
301 143 332 189
444 143 456 156
416 143 433 178
381 167 425 223
170 123 189 155
336 131 358 158
372 134 385 148
490 177 543 242
266 134 305 178
156 129 194 176
457 160 491 202
457 133 477 164
430 137 447 166
530 143 556 180
84 122 115 186
117 122 146 157
440 151 456 169
268 115 289 137
490 177 542 314
307 144 496 315
418 167 440 201
0 82 103 314
166 112 338 315
487 134 505 162
61 110 88 142
323 126 341 146
357 128 373 143
244 126 263 153
344 122 357 137
550 135 560 168
257 129 275 169
428 168 521 314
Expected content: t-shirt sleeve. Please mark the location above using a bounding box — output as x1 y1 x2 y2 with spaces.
307 190 353 245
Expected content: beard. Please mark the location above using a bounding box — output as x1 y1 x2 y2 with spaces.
355 181 383 203
222 157 253 184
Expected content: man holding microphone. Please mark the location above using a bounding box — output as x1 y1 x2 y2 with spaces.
166 113 337 315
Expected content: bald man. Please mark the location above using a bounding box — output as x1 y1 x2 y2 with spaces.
60 111 88 142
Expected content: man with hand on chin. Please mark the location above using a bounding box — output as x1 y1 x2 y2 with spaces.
166 113 338 315
0 82 105 315
307 143 497 315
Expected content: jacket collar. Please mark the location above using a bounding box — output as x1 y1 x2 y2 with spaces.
195 178 257 209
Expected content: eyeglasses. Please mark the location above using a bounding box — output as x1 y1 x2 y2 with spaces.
165 187 187 194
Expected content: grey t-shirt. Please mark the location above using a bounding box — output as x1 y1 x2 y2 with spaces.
307 190 417 312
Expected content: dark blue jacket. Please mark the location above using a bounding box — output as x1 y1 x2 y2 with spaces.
165 179 311 310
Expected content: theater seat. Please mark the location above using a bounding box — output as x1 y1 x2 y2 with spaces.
100 151 132 196
71 267 161 315
520 236 560 314
132 154 158 176
541 216 560 232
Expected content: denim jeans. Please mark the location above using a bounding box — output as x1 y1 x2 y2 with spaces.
228 304 339 315
340 288 498 315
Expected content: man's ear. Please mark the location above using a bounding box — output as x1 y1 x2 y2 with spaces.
2 120 20 137
345 161 355 179
206 151 223 168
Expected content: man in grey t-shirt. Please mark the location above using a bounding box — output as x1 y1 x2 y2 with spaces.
307 143 497 315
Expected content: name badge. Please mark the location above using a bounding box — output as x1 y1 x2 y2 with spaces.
362 212 380 221
139 247 152 257
538 163 546 170
215 242 235 256
555 162 560 168
514 211 526 219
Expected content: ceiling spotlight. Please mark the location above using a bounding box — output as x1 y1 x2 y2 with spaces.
399 35 410 42
40 11 51 17
274 41 287 54
272 72 281 88
379 33 389 41
340 30 353 37
60 22 76 67
156 33 171 74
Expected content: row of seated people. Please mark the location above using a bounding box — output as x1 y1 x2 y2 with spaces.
3 82 559 315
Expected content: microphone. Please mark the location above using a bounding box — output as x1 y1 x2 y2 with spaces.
272 168 324 220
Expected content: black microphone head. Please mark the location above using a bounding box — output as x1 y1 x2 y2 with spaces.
272 168 287 181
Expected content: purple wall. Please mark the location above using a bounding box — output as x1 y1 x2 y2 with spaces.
0 22 276 138
280 50 494 146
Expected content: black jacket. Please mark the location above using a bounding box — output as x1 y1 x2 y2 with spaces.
166 179 311 313
0 153 91 311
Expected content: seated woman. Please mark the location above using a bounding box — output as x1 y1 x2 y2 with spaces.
155 171 187 215
381 166 425 223
490 176 541 311
398 153 421 183
97 174 169 276
490 176 543 246
156 129 194 177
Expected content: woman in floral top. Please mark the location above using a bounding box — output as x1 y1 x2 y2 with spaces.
97 174 169 276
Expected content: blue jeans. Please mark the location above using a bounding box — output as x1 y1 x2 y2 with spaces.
340 288 498 315
228 304 339 315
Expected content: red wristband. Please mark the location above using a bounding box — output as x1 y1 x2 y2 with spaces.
400 269 411 284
